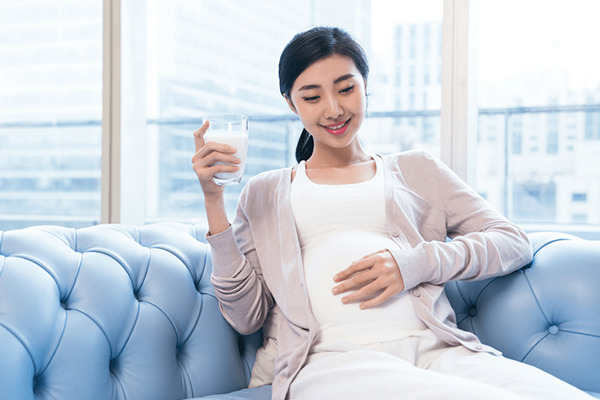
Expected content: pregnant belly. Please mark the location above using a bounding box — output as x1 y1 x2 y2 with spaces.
302 229 427 344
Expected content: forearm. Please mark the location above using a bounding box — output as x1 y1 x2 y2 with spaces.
392 222 532 291
207 221 274 335
204 195 230 236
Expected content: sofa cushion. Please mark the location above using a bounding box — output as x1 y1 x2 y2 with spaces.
191 385 271 400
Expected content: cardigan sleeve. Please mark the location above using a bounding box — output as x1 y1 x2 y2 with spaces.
389 151 533 291
207 182 274 335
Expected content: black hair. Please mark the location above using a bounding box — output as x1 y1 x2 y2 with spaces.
278 26 369 163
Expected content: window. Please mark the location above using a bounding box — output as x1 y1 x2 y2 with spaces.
586 111 600 140
4 0 598 240
511 117 523 155
133 1 304 223
0 0 445 229
546 113 559 154
423 24 430 57
409 93 416 109
573 193 587 202
475 0 600 236
409 65 416 87
124 0 444 224
395 26 403 58
0 0 103 229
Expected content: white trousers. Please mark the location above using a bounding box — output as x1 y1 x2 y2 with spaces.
289 330 594 400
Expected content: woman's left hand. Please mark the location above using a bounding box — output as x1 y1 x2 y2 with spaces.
331 250 405 310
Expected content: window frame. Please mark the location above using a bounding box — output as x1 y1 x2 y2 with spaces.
101 0 121 224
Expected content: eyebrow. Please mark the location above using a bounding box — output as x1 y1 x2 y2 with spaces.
297 73 356 91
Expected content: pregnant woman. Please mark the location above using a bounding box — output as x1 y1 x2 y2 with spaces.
191 26 594 400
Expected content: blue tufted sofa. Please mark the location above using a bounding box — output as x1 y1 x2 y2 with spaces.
0 223 599 399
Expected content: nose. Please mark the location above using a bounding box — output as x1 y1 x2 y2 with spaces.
323 94 343 120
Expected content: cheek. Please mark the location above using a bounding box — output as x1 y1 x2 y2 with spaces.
295 104 319 124
346 88 367 110
349 96 367 114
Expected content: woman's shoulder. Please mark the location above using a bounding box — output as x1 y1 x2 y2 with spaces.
246 166 291 189
380 149 441 170
381 150 468 197
239 166 292 206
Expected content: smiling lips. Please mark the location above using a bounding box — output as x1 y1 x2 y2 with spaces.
322 118 351 135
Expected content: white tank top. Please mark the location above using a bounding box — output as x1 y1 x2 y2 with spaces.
290 156 428 346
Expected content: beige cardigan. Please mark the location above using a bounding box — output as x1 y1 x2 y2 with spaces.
207 150 533 400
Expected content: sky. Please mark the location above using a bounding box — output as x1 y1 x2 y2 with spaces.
476 0 600 90
371 0 600 92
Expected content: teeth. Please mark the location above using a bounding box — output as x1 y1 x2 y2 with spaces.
328 122 345 130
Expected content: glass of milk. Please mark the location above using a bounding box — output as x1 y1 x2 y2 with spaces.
202 114 249 186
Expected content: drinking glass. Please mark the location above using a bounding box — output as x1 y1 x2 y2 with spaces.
202 114 249 186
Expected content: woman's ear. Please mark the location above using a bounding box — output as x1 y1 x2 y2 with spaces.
284 94 298 115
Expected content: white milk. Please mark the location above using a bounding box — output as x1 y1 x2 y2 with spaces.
204 134 248 183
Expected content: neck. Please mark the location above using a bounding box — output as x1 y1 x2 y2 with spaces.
306 154 370 168
308 140 368 168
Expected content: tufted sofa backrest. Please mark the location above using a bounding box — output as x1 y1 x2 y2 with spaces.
2 225 600 399
0 223 261 400
446 232 600 394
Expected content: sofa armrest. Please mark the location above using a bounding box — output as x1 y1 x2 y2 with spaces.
445 232 600 394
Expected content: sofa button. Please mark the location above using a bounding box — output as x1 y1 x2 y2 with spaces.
548 325 559 335
469 306 477 317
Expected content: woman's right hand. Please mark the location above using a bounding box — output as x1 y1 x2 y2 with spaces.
191 121 241 201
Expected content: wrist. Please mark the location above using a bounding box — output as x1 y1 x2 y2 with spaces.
204 193 225 208
203 193 230 236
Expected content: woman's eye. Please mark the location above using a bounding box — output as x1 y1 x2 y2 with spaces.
303 96 320 102
340 85 354 94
